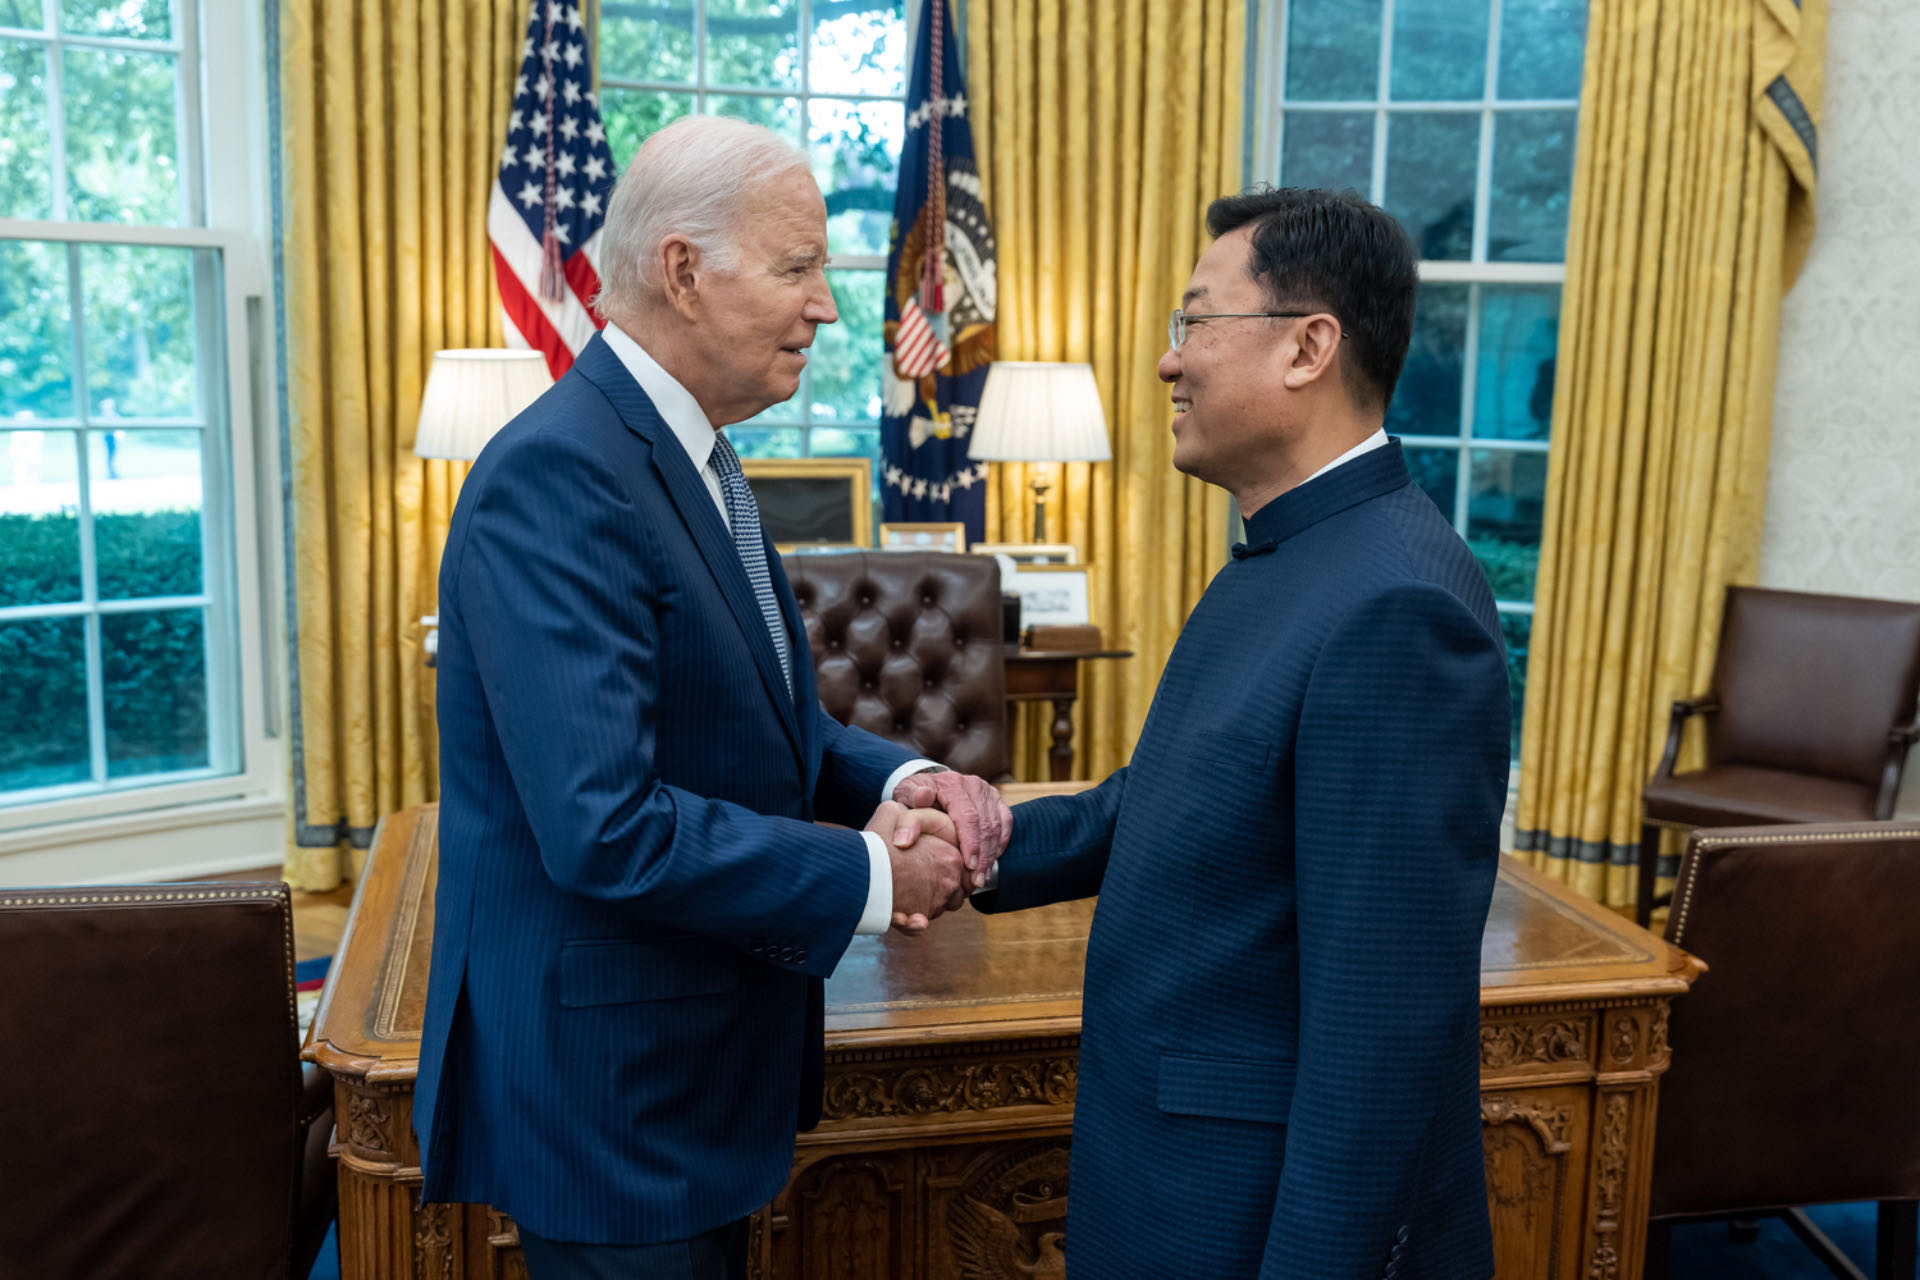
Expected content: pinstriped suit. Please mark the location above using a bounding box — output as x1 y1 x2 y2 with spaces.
976 443 1510 1279
416 332 918 1245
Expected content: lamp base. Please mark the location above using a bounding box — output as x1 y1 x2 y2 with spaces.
1030 477 1052 542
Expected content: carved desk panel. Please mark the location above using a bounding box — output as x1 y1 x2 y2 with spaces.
307 789 1700 1280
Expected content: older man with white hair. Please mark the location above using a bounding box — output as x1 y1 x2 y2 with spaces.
414 116 1010 1280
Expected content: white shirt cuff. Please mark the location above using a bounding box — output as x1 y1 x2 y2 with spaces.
881 758 946 804
855 831 894 935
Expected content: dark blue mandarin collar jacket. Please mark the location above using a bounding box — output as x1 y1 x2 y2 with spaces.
979 440 1511 1280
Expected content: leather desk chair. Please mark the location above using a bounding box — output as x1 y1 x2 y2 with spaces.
1644 823 1920 1280
783 550 1010 780
0 882 337 1280
1637 585 1920 925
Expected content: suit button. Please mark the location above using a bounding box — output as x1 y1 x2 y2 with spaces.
749 937 767 955
778 945 796 962
794 949 809 964
1396 1227 1410 1244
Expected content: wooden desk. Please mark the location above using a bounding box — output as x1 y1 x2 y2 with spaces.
308 788 1700 1280
1001 647 1132 781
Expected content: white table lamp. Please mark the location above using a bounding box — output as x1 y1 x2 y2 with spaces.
968 362 1111 541
416 348 552 661
413 348 552 461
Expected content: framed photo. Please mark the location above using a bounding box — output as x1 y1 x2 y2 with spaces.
972 541 1079 565
739 456 873 551
1006 563 1092 628
878 521 968 554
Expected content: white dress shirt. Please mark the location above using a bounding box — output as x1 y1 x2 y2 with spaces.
600 322 937 934
1303 427 1389 484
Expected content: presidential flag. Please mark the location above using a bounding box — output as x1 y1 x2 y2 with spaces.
489 0 617 378
881 0 997 540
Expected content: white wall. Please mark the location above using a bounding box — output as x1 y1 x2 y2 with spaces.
1760 0 1920 815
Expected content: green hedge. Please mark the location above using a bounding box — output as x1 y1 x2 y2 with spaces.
1 510 210 791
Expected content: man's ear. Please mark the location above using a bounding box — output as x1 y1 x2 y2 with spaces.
658 236 701 321
1281 313 1344 391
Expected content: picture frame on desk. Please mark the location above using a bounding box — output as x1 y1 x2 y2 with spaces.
877 521 968 553
1005 563 1093 628
739 456 872 552
972 541 1078 565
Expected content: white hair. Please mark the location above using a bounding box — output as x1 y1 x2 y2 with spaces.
595 115 814 321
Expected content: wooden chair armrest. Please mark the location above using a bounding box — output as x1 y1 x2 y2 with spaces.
1653 695 1719 780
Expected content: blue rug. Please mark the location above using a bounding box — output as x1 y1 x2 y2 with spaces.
1669 1202 1881 1278
308 1222 339 1280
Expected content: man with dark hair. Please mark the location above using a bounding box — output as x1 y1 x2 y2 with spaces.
974 185 1510 1279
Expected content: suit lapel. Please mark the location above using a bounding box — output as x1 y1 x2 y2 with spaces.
769 551 822 803
572 335 806 764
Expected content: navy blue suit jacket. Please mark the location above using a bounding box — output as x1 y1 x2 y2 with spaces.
415 333 917 1244
977 443 1510 1280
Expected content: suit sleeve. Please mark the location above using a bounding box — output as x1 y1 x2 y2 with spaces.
1260 583 1509 1278
970 767 1130 913
455 434 869 979
811 710 921 828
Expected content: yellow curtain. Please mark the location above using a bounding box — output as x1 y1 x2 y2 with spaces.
1513 0 1824 908
966 0 1243 780
278 0 523 890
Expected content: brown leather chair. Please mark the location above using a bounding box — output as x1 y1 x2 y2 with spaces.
1644 823 1920 1280
1637 585 1920 925
783 550 1009 780
0 882 337 1280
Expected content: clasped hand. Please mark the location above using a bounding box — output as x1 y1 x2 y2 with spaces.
869 772 1014 936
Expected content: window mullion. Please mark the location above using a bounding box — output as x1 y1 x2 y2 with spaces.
1370 0 1393 204
1455 282 1480 536
44 21 68 220
175 0 203 226
65 243 108 785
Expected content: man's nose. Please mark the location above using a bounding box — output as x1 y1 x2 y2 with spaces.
1157 346 1180 383
805 282 838 325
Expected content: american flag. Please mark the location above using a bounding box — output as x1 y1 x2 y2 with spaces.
488 0 617 378
893 294 949 379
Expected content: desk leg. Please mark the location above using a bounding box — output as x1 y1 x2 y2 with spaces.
1049 698 1076 782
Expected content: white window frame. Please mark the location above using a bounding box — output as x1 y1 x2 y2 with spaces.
1252 0 1580 631
0 0 284 873
594 0 911 451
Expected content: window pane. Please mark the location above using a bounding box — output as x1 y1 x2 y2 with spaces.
0 616 90 794
83 243 197 420
1467 447 1546 603
1279 111 1372 194
0 0 42 26
1390 0 1487 101
809 98 901 256
707 91 800 143
60 0 171 40
1383 112 1478 260
1386 281 1466 437
725 425 804 456
1402 444 1459 523
62 46 181 224
1498 0 1586 101
102 606 208 778
599 0 695 84
706 0 798 88
0 240 75 419
809 425 879 462
89 428 201 599
2 428 82 605
0 41 53 219
1285 0 1381 101
808 270 882 422
1499 610 1529 754
1473 285 1559 441
809 0 905 98
1488 110 1576 262
601 88 693 165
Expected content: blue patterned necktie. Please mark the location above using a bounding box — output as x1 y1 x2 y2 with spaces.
708 431 793 696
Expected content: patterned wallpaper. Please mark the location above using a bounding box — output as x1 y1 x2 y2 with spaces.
1759 0 1920 602
1759 0 1920 814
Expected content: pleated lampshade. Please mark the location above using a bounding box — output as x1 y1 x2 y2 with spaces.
968 362 1111 464
413 349 552 460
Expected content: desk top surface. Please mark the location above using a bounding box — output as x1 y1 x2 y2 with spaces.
307 786 1700 1077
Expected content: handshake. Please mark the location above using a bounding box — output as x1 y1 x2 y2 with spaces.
869 771 1013 936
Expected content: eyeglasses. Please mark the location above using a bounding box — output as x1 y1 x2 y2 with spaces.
1167 309 1340 350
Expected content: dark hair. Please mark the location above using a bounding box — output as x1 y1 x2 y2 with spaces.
1204 185 1418 415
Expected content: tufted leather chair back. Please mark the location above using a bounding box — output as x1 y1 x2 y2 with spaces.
783 551 1009 780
